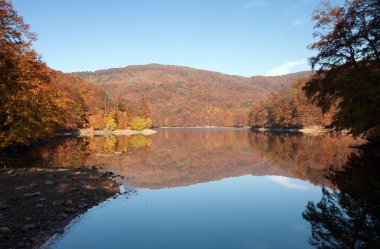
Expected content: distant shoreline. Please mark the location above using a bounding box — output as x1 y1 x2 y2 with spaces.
76 128 157 136
158 126 325 134
158 126 251 129
73 126 326 134
251 126 326 134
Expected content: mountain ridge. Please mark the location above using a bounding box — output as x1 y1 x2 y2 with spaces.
72 64 312 127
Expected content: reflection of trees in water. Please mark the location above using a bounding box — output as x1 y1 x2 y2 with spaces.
5 131 362 188
105 135 118 151
248 131 359 186
130 135 152 149
303 150 380 249
6 135 153 168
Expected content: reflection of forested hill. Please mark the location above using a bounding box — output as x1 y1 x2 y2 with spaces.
113 130 359 188
248 132 361 187
73 64 311 127
11 130 361 189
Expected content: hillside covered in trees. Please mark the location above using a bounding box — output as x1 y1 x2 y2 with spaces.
1 0 318 149
74 64 311 127
0 0 153 149
249 78 334 129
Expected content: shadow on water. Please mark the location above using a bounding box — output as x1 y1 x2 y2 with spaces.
303 148 380 249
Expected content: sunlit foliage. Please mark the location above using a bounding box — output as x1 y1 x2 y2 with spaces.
0 0 153 148
130 117 153 131
249 79 334 128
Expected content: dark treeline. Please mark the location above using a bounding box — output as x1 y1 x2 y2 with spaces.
303 0 380 141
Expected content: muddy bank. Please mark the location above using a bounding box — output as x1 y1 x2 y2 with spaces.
0 167 121 249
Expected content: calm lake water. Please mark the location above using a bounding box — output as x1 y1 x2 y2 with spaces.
8 128 380 248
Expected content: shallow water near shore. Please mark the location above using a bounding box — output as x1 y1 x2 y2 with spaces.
3 129 380 249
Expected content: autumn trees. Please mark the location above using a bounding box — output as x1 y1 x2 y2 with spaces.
249 0 380 138
0 0 153 148
303 0 380 141
0 0 72 147
249 79 333 129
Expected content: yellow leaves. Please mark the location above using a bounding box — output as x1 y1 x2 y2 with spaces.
105 118 117 131
130 117 152 131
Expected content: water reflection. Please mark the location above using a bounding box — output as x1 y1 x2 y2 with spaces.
303 149 380 248
3 129 374 249
6 129 361 189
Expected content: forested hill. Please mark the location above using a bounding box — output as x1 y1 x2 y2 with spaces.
73 64 312 127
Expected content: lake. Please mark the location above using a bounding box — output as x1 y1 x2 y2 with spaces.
4 129 380 249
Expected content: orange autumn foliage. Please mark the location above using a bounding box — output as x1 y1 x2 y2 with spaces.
249 79 334 129
0 0 153 148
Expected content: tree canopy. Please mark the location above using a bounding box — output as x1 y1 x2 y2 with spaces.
0 0 153 148
303 0 380 141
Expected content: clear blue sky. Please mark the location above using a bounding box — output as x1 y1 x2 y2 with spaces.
13 0 321 76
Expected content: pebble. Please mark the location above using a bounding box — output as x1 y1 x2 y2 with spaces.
21 224 37 232
24 192 41 197
65 208 77 214
25 217 33 221
45 180 54 185
52 201 62 206
55 227 64 233
78 203 88 209
65 199 73 206
0 203 10 210
36 203 44 208
29 183 38 188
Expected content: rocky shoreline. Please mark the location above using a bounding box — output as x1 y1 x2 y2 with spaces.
0 167 122 249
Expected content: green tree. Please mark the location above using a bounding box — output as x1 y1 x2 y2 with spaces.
303 0 380 141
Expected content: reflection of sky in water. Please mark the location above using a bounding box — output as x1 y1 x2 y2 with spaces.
49 175 320 249
11 130 359 248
